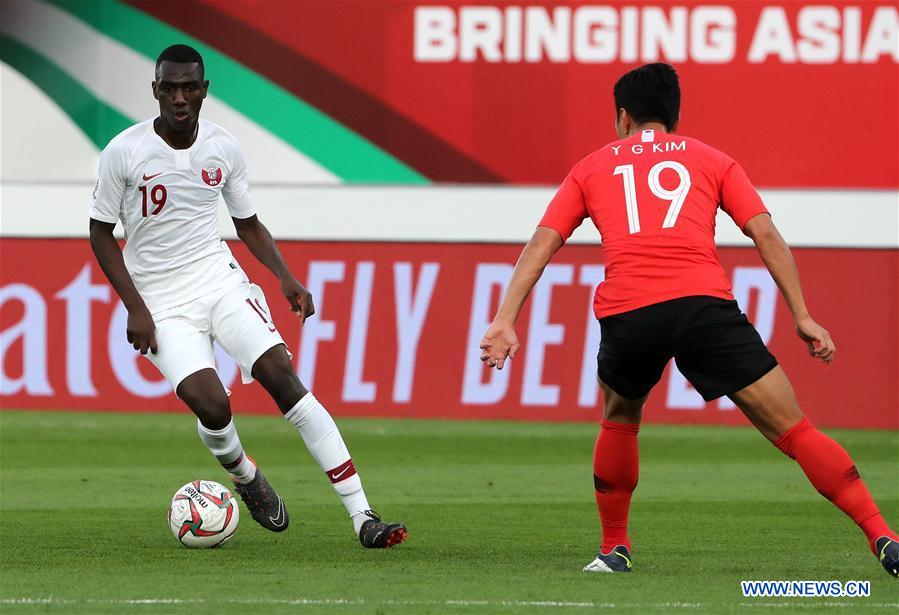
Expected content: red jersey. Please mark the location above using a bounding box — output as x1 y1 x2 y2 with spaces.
539 129 768 319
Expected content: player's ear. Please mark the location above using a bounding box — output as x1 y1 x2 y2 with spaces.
202 80 209 99
151 81 159 100
615 108 628 138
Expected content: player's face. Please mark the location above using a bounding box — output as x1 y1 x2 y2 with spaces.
152 62 208 132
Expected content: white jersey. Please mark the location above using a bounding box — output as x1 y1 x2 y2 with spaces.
89 119 254 314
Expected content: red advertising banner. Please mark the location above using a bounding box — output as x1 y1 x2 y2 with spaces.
1 238 896 428
133 0 899 187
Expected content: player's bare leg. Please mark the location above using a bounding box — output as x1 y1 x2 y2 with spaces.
251 345 407 548
177 368 288 532
584 381 647 573
726 366 802 442
731 366 898 576
601 380 646 424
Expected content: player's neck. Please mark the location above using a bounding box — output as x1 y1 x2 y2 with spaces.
153 117 199 150
628 122 668 137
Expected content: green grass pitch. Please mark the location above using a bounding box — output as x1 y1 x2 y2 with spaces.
1 410 896 614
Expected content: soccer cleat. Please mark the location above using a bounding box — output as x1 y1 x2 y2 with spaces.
583 545 633 573
875 536 899 578
231 466 289 532
358 510 407 549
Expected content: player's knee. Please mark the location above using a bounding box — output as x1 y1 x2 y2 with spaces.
178 385 231 429
195 396 232 430
603 397 644 423
268 371 308 412
603 405 642 423
195 402 230 429
599 380 644 423
253 347 308 411
601 389 644 422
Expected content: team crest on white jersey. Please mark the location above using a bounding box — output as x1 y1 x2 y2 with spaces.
201 162 223 186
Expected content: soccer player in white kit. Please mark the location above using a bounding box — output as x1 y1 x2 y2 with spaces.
88 44 407 548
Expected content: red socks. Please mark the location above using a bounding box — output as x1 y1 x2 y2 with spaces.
775 417 895 552
592 415 894 555
594 419 640 553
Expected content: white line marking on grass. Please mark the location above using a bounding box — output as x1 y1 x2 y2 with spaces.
740 603 899 609
1 599 59 605
26 597 894 610
4 597 896 610
0 597 713 609
284 599 366 606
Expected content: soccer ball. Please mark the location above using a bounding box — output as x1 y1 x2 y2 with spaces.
168 480 239 548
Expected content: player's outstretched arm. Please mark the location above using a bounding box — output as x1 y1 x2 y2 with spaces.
743 213 835 364
232 215 314 324
88 218 157 355
480 227 564 370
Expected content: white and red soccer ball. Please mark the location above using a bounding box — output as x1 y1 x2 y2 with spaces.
168 480 239 548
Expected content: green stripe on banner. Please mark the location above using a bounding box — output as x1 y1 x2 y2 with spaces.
0 33 134 149
49 0 428 184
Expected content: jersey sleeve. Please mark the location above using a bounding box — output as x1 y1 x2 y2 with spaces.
222 141 256 219
538 170 588 241
88 144 127 224
720 162 769 229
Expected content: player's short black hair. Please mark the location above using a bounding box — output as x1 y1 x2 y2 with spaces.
613 63 680 131
155 44 204 79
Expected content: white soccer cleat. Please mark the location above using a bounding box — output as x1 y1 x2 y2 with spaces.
583 556 614 573
583 545 633 573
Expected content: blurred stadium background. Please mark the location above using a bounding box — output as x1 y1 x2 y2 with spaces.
1 1 898 612
1 1 897 428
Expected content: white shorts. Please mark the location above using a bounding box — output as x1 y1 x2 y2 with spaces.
146 281 286 391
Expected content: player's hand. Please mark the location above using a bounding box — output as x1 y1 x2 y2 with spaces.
126 306 158 355
281 276 315 325
795 316 835 364
479 321 520 370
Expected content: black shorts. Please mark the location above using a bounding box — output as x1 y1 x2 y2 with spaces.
597 296 778 401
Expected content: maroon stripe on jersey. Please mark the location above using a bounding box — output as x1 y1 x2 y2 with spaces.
326 459 356 483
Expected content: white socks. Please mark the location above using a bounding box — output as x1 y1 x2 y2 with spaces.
284 392 371 533
197 419 257 484
196 396 373 534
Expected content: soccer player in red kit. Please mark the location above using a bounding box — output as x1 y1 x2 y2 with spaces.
479 63 898 576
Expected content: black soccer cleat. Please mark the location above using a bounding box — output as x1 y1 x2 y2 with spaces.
875 536 899 578
583 545 633 573
232 467 289 532
358 510 407 549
